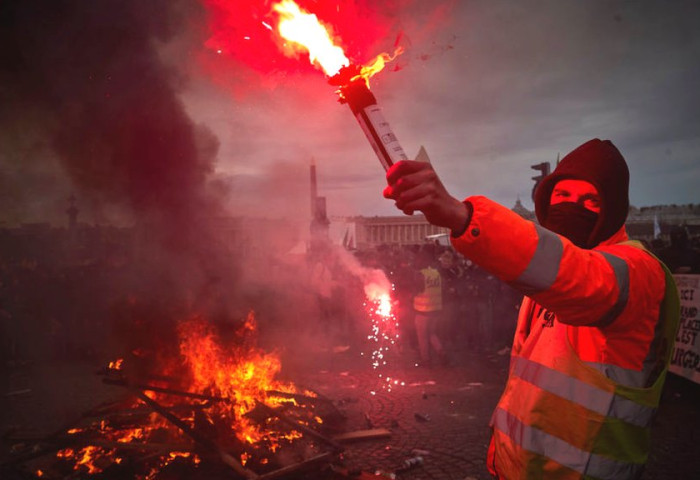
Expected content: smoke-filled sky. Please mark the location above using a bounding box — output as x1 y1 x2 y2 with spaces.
2 0 700 227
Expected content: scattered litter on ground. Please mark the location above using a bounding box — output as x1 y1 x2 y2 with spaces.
410 449 430 456
407 381 436 387
414 412 430 422
4 389 32 397
332 428 392 443
396 455 424 472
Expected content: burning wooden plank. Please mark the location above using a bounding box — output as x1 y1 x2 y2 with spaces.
257 452 336 480
134 390 259 479
103 376 229 402
254 401 344 453
332 428 392 443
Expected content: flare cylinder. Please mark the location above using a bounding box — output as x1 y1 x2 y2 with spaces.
331 67 408 171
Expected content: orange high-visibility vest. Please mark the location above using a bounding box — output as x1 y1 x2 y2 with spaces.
489 262 677 479
413 266 442 312
451 197 680 480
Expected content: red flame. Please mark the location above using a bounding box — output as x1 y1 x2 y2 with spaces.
273 0 349 76
270 0 404 84
202 0 395 77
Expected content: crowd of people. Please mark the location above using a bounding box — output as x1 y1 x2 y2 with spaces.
0 259 123 365
357 244 522 364
1 226 698 370
652 225 700 274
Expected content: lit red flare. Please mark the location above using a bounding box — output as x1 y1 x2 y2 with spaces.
271 0 402 82
270 0 408 171
203 0 408 170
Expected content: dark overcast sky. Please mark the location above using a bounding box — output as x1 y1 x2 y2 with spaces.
2 0 699 225
184 0 700 220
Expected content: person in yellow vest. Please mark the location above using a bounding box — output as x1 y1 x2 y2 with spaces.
413 248 448 367
383 139 680 479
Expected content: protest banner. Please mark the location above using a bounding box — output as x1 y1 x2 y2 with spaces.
669 274 700 384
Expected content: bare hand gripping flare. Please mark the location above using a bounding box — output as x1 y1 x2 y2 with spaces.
273 0 408 171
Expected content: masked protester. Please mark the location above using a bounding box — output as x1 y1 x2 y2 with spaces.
383 138 680 480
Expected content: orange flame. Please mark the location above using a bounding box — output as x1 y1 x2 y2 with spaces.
272 0 400 82
273 0 349 76
108 358 123 370
57 310 313 476
58 446 111 475
355 48 404 85
177 311 301 446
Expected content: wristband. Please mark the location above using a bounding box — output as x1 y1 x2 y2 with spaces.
450 201 473 238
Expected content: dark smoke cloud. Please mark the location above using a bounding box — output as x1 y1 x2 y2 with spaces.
0 1 248 343
0 0 351 368
0 0 219 240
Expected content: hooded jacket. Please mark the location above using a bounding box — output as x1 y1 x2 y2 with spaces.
451 139 679 479
535 138 629 248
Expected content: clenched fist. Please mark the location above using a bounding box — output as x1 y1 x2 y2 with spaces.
383 160 470 234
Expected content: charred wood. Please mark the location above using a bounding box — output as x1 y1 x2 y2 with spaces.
103 377 228 402
254 401 344 453
134 390 258 479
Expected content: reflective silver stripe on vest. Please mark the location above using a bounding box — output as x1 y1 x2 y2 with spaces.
510 225 563 295
582 361 650 389
594 251 630 328
512 356 655 427
492 407 644 480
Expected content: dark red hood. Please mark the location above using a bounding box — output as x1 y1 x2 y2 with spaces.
535 139 629 247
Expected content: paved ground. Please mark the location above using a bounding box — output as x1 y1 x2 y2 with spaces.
2 343 699 479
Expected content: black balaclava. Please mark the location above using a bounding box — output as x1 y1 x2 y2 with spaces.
534 139 629 248
543 202 599 249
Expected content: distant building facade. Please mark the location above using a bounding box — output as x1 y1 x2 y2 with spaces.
343 199 536 250
338 201 700 250
627 204 700 241
345 214 450 250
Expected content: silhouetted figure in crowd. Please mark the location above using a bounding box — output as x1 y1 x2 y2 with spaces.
309 248 336 334
391 250 421 352
437 249 463 348
412 248 448 366
658 226 700 274
470 265 497 351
